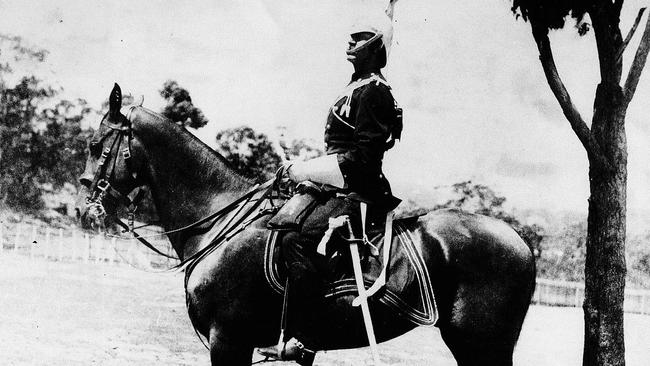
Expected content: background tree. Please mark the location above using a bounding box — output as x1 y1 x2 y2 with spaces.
538 220 588 282
0 35 54 210
509 2 650 365
627 231 650 287
37 99 94 188
0 34 94 215
278 137 325 161
215 126 326 182
159 80 208 129
0 77 54 210
215 126 283 182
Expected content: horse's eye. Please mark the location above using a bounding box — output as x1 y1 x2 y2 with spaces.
89 142 101 156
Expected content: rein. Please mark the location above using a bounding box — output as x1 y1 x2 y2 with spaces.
113 181 271 240
86 105 285 274
109 180 275 269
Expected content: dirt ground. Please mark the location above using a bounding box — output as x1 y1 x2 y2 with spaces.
0 253 648 366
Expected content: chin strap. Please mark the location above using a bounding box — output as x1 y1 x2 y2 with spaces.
346 33 382 56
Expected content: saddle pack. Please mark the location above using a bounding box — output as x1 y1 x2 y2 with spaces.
264 215 438 326
264 179 437 326
266 181 327 232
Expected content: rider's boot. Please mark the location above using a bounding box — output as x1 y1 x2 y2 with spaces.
257 337 316 366
258 236 324 366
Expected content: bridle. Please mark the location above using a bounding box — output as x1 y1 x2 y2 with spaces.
83 106 282 265
85 106 145 233
84 107 178 259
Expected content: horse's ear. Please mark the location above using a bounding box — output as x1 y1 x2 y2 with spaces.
109 83 122 117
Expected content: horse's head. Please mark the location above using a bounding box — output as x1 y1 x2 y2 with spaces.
77 83 147 232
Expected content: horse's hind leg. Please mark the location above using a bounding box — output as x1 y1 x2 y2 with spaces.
439 322 515 366
438 283 530 366
208 326 253 366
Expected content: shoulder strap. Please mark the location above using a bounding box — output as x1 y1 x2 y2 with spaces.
339 74 391 118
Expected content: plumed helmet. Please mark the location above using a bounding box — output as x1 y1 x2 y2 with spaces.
349 0 399 58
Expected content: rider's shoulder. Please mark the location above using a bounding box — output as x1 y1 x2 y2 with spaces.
356 74 394 100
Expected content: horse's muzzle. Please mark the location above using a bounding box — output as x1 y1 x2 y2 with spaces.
76 186 111 232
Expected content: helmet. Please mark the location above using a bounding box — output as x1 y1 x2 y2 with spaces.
349 0 398 58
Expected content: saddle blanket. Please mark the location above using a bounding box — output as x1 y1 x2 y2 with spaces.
264 220 438 326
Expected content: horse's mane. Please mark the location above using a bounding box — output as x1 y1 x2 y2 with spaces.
130 106 254 186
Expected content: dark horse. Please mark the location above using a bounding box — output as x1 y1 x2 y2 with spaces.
78 84 535 366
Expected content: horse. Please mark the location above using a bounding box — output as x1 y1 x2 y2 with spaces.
78 84 536 366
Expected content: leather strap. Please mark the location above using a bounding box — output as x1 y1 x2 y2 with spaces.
353 210 394 306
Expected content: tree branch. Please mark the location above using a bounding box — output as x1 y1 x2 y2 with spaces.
616 7 646 64
590 4 624 87
530 22 606 165
623 8 650 107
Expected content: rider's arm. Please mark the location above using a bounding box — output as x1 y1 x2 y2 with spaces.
287 154 344 188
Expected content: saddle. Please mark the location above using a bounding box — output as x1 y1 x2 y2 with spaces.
263 214 439 326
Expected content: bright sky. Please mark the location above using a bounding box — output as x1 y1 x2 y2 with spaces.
1 0 649 215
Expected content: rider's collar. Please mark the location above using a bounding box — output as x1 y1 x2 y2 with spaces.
350 71 384 83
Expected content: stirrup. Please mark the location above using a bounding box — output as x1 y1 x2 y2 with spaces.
257 337 315 366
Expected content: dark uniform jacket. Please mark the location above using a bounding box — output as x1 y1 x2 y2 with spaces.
324 71 402 211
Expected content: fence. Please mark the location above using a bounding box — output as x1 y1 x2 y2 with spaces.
532 278 650 315
0 221 178 269
1 222 650 315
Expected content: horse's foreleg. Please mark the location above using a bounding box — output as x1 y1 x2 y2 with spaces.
208 326 253 366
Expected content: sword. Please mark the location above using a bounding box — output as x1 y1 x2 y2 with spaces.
345 217 382 366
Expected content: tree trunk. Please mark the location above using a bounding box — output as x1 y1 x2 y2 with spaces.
582 85 627 366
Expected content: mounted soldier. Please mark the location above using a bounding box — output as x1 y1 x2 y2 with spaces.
259 1 403 364
78 0 535 360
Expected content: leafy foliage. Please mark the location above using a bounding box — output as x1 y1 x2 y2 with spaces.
536 220 650 287
0 35 92 212
37 99 94 188
1 36 54 210
215 126 325 183
537 221 587 281
510 0 591 31
215 126 283 182
279 138 325 161
160 80 208 129
627 232 650 287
